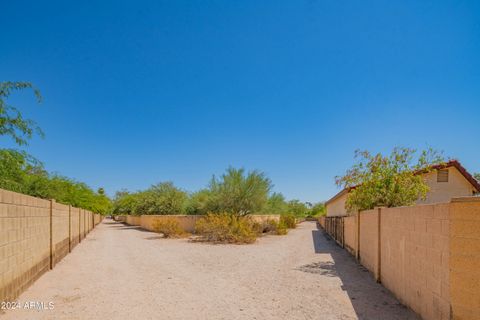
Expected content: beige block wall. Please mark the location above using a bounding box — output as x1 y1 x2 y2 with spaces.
343 215 356 256
52 202 70 266
323 202 456 320
126 215 142 226
131 214 282 233
250 215 280 224
318 216 325 228
0 189 51 301
449 197 480 319
88 211 93 231
94 214 101 226
70 207 80 248
140 215 202 233
359 209 379 275
79 209 85 240
381 203 450 320
0 188 102 302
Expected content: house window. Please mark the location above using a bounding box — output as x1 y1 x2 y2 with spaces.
437 169 449 182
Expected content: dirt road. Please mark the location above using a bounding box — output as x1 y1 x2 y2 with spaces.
2 219 417 319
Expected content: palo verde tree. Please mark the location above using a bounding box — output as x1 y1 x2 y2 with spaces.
207 167 272 216
0 81 44 145
335 147 445 212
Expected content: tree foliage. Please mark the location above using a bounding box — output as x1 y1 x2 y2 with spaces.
185 189 212 215
112 182 187 215
0 149 112 213
206 167 272 216
0 82 44 146
336 147 445 212
112 167 325 217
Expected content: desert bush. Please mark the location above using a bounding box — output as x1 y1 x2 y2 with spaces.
251 221 264 235
263 219 279 233
152 218 185 238
194 213 257 244
276 221 288 235
280 214 296 229
251 219 288 235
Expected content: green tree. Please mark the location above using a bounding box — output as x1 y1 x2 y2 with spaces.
261 192 288 215
0 82 43 145
112 190 141 215
137 182 187 214
286 200 309 217
308 202 326 217
185 189 212 215
125 182 187 215
336 147 444 212
207 167 272 216
0 149 44 193
474 173 480 182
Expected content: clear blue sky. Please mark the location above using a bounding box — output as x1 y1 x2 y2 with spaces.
1 1 479 202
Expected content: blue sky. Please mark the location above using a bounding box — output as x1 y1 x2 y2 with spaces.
1 1 479 202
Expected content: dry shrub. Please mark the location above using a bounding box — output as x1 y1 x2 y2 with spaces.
280 214 296 229
251 221 264 235
253 218 288 236
195 213 257 244
152 218 186 238
276 221 288 235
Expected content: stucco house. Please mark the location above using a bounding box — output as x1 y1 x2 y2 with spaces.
325 160 480 217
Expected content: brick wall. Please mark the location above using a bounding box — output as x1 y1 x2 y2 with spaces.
0 188 103 302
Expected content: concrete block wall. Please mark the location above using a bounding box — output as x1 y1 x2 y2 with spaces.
0 188 102 302
449 197 480 319
323 199 480 320
140 215 202 233
79 209 85 241
52 201 70 267
123 214 282 234
126 215 142 226
343 215 356 256
0 189 50 301
359 209 379 276
381 203 450 320
70 207 80 249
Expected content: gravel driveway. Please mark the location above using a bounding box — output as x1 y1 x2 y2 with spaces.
2 219 418 320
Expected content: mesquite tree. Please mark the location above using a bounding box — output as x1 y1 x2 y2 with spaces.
0 81 43 145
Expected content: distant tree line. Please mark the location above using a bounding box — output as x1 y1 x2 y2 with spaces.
112 167 326 217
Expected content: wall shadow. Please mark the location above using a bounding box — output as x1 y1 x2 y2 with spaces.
303 227 418 320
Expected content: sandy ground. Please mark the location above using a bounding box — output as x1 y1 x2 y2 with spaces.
2 219 418 320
